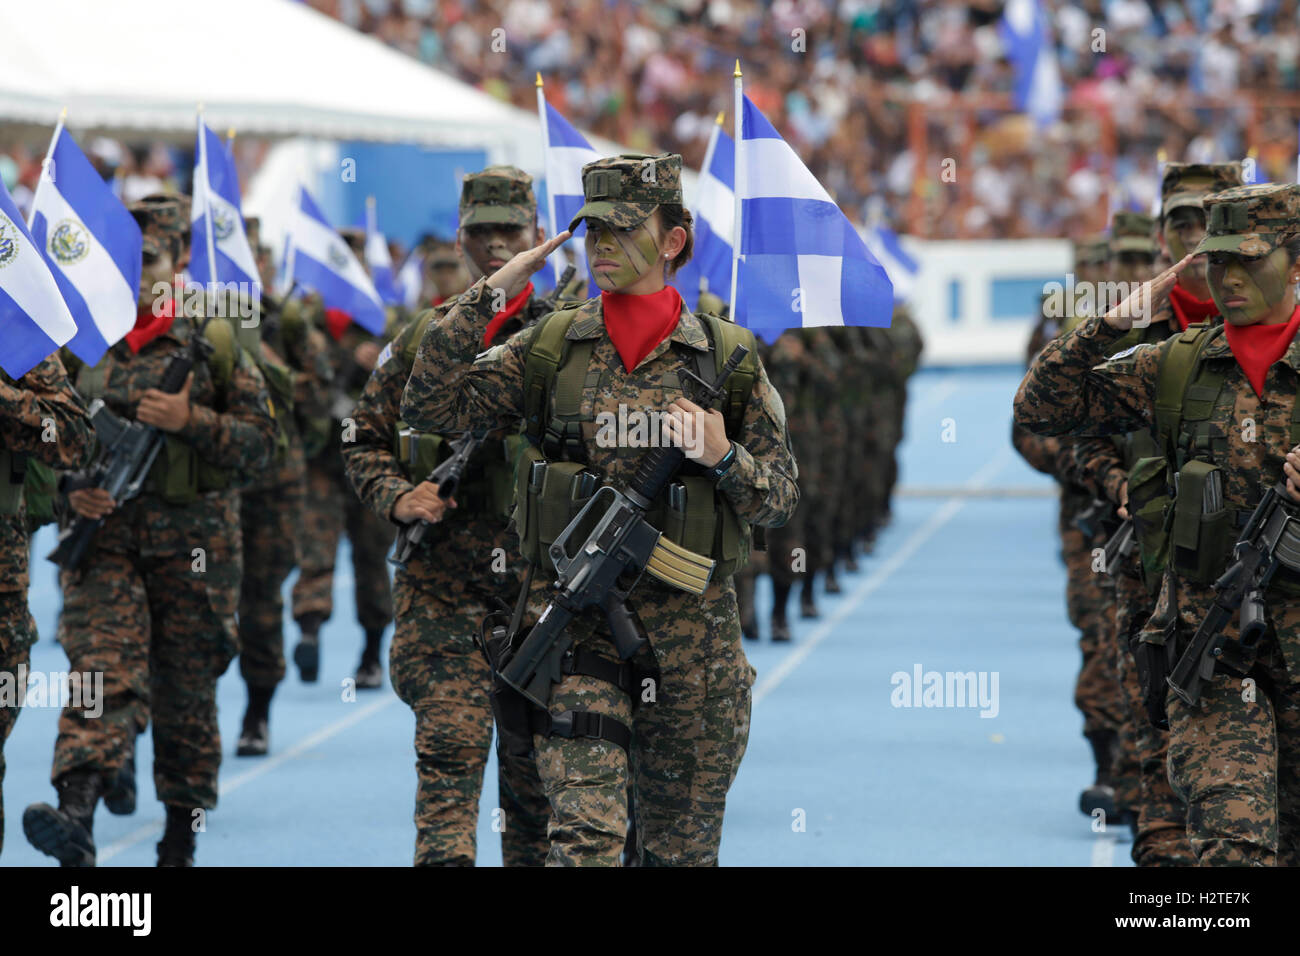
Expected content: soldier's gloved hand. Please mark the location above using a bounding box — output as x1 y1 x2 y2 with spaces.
485 231 572 301
663 397 729 467
68 487 116 520
1102 253 1194 332
1283 447 1300 503
136 372 193 432
393 481 455 525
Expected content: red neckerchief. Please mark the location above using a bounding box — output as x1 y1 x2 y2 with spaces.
324 307 352 341
1168 281 1219 332
124 298 176 353
483 282 533 347
600 286 682 373
1223 304 1300 398
431 295 446 308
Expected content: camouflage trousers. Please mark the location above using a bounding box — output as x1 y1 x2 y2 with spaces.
533 646 754 866
1115 569 1194 866
1063 527 1125 736
0 592 35 859
390 572 549 867
1166 636 1300 866
54 547 238 809
765 500 805 587
291 446 393 632
239 479 304 688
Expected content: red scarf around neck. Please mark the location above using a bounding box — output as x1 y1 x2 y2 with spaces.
124 298 176 353
1223 304 1300 397
1168 281 1219 332
601 286 683 373
483 282 533 347
324 307 352 342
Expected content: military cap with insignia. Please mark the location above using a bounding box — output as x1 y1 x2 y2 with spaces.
1110 211 1158 256
459 166 536 228
130 194 189 260
568 153 683 232
1194 183 1300 258
1160 162 1244 218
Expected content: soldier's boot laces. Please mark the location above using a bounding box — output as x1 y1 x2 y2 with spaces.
355 628 384 689
736 574 758 641
236 684 274 757
23 770 102 867
294 614 323 683
103 741 137 816
799 577 819 619
1079 729 1118 822
156 804 196 867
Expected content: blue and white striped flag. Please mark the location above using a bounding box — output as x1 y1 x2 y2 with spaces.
1000 0 1064 128
673 122 734 311
364 198 403 306
28 126 141 365
189 123 258 291
542 101 601 288
862 225 918 304
734 95 893 342
0 178 79 379
397 248 424 310
286 186 386 334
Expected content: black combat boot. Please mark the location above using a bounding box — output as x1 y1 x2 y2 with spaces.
824 561 842 595
23 771 102 867
771 581 793 642
156 804 196 867
799 576 819 619
103 738 137 816
355 627 384 689
1080 729 1119 823
736 573 758 641
236 684 274 757
293 613 323 683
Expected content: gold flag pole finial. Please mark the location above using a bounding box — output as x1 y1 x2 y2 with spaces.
535 72 544 88
715 111 725 126
734 59 742 78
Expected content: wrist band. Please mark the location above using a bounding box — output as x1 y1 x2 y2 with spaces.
709 443 737 480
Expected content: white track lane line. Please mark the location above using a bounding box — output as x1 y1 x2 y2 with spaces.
98 693 398 863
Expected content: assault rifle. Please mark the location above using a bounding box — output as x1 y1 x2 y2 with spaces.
388 430 485 569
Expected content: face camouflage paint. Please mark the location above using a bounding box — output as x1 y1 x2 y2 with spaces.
585 217 663 291
1207 246 1290 324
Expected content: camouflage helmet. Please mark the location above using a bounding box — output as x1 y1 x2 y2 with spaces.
1195 183 1300 257
568 153 682 233
1160 162 1244 219
1109 211 1158 256
1073 234 1110 267
459 166 536 228
130 194 189 260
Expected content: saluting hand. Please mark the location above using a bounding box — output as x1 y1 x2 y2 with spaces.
136 372 193 432
485 231 572 302
1103 253 1194 333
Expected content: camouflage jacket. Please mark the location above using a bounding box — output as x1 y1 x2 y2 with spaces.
0 355 95 593
1014 312 1300 673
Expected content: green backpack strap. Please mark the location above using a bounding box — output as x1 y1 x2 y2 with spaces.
1153 323 1221 463
400 310 439 370
522 306 585 446
695 313 758 439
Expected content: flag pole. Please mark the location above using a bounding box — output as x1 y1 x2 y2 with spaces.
27 107 67 229
365 194 377 237
196 106 220 306
727 61 742 320
536 72 561 283
284 180 300 295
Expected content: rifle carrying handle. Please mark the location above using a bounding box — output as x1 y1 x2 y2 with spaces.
158 351 195 394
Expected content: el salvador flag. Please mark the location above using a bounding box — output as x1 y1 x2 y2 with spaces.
28 128 141 365
543 102 601 288
673 125 734 312
190 124 259 290
364 203 403 306
397 249 424 310
862 225 918 305
734 95 893 343
1000 0 1064 128
0 178 79 379
287 186 386 334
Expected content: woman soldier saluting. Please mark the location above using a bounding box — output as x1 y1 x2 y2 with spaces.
1015 183 1300 865
401 152 798 866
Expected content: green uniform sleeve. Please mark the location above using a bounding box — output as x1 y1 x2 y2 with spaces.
716 356 799 529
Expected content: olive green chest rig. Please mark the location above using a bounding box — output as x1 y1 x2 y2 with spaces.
513 304 759 582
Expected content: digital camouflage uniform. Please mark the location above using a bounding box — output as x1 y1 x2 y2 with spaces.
343 167 552 866
0 356 93 858
30 197 276 866
402 154 799 866
1016 182 1300 866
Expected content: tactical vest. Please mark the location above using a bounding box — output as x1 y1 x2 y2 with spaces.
513 305 759 583
0 449 25 515
392 310 520 518
76 319 240 505
1142 323 1300 595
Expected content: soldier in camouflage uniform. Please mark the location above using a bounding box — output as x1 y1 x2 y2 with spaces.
0 356 93 859
344 166 553 866
234 217 335 756
881 305 924 518
289 228 395 690
1017 182 1300 865
23 196 276 867
402 153 798 865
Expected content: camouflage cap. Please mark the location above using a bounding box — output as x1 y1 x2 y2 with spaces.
1073 234 1110 267
568 153 683 232
459 166 536 228
129 193 190 259
1110 211 1158 256
428 245 460 267
1194 183 1300 257
1161 162 1244 218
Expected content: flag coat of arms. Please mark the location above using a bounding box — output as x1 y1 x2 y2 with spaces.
286 186 386 335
